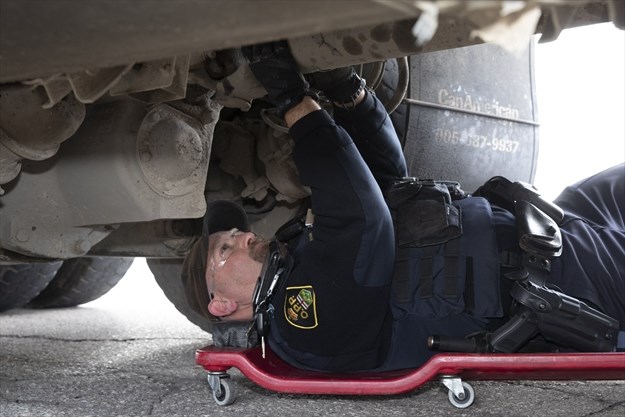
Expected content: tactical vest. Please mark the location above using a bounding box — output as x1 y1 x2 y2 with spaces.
389 195 503 321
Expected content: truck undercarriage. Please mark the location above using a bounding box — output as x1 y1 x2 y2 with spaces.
0 0 622 329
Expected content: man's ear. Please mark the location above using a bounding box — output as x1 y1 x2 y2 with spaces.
207 298 238 318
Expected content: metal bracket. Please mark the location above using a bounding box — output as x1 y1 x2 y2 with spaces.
207 372 229 398
441 376 466 401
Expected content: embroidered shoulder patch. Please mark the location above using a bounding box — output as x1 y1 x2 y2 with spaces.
284 285 318 329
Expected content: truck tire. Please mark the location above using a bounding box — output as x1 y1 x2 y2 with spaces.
27 257 133 308
369 57 409 137
0 262 62 312
147 258 214 333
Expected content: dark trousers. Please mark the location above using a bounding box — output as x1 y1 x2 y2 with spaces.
549 163 625 328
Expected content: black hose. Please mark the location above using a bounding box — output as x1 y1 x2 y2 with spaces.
428 334 490 353
385 57 409 114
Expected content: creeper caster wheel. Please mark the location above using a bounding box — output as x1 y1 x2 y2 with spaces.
441 376 475 409
207 372 237 406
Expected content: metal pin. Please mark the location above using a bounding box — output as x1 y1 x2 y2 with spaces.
261 336 266 359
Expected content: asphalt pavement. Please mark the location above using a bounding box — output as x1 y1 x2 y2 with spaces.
1 259 624 417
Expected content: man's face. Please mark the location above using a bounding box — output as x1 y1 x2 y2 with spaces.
205 229 270 321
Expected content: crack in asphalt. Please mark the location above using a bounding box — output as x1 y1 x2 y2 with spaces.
502 380 591 394
583 400 625 416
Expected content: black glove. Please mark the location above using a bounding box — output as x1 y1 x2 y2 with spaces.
306 66 366 107
242 41 310 117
